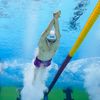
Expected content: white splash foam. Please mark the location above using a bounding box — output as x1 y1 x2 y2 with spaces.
21 62 50 100
0 61 14 73
84 63 100 100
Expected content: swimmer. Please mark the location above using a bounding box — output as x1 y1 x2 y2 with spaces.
33 10 61 92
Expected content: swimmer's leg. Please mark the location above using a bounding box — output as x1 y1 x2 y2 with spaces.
32 67 40 84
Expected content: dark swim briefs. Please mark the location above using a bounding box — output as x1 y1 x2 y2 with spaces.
34 57 52 68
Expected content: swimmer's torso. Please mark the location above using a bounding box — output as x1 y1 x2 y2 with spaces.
38 38 60 61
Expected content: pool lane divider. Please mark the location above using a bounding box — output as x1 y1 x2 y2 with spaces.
45 0 100 95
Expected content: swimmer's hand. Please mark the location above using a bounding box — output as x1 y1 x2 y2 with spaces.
53 10 61 19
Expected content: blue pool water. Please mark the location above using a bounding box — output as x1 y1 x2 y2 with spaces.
0 0 100 89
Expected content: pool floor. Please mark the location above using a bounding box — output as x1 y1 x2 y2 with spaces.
0 87 89 100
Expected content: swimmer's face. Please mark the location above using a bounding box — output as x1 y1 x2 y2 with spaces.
46 34 56 44
47 39 56 44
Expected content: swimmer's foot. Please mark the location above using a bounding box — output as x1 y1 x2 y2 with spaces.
43 87 49 96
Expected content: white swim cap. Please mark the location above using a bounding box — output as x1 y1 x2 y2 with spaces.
50 30 55 34
47 31 56 43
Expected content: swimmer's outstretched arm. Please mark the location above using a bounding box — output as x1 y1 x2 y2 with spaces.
54 18 61 40
53 10 61 40
40 10 61 40
41 19 54 39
